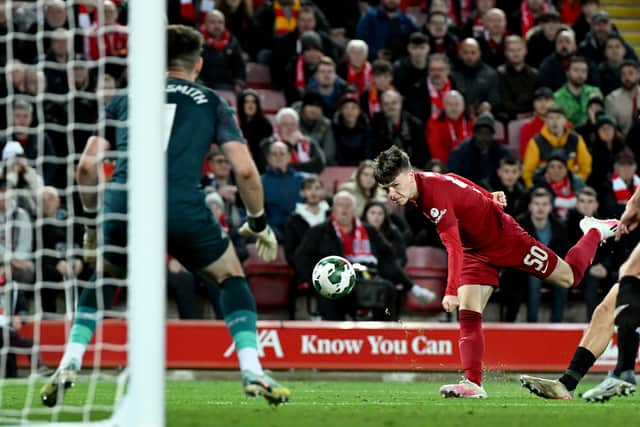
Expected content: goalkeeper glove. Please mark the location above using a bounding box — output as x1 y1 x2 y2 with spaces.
239 211 278 262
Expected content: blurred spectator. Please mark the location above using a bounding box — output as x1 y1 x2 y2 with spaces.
575 94 604 146
261 141 304 241
198 10 246 93
1 100 56 185
447 112 510 183
0 178 34 285
260 107 325 173
605 60 640 136
166 0 206 26
284 175 329 267
587 111 625 193
427 0 462 35
525 10 563 68
237 89 273 172
565 186 612 320
533 149 585 220
338 40 372 95
284 30 324 104
356 0 417 62
217 0 256 56
578 10 638 64
294 90 335 165
571 0 599 44
553 55 601 127
306 56 347 118
426 90 473 165
19 0 68 64
597 35 627 96
294 191 414 321
271 5 338 89
253 0 329 64
85 1 128 79
496 35 538 122
25 67 64 129
69 55 99 156
201 147 244 228
451 38 499 115
481 156 528 218
509 0 550 37
603 150 640 218
404 52 452 122
522 105 592 188
1 141 43 218
362 201 407 267
338 159 387 216
44 28 70 95
360 59 394 119
393 32 430 97
519 188 570 322
205 191 248 261
424 11 459 64
313 0 361 38
166 256 199 319
371 89 428 168
333 92 374 166
520 87 554 158
461 0 495 39
476 8 507 68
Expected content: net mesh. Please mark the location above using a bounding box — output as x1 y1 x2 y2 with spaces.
0 1 131 423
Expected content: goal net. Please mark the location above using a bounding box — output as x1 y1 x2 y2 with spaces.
0 0 165 425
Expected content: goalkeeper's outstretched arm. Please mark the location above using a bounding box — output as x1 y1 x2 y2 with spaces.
222 140 264 216
76 136 111 212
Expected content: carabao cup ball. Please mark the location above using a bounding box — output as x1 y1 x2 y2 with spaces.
312 255 356 299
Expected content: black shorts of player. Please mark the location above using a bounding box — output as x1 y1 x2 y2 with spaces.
102 189 230 272
615 275 640 329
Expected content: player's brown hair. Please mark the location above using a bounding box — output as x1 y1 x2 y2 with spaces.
167 25 203 72
373 146 412 186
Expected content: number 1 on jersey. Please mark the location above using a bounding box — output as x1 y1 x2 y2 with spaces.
164 103 177 151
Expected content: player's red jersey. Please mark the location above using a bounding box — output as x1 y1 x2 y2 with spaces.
413 172 559 295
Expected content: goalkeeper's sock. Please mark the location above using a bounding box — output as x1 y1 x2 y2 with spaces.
613 326 639 377
459 309 484 386
220 276 263 375
565 229 600 287
559 346 596 392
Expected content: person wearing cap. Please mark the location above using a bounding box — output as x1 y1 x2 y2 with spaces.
337 39 372 95
426 90 474 165
523 104 592 188
392 32 430 97
305 56 347 118
284 30 325 104
447 111 511 183
332 91 373 166
294 90 336 165
476 8 508 69
553 55 602 127
355 0 417 62
403 53 452 123
360 59 395 119
525 10 563 69
496 35 538 122
587 111 625 189
606 59 640 136
579 9 638 64
197 10 247 93
597 34 627 96
520 87 555 158
606 150 640 217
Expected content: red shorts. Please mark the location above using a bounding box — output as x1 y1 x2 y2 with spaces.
458 215 560 287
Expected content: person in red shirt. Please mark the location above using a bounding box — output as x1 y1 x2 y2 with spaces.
426 90 474 164
373 145 619 398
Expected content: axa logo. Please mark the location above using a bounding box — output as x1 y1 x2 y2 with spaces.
430 208 447 225
223 329 284 358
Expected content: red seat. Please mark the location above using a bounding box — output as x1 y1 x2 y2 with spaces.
405 277 446 312
244 244 293 309
216 89 237 109
405 246 447 278
257 89 286 114
320 166 356 194
508 118 529 159
247 62 272 89
495 120 506 144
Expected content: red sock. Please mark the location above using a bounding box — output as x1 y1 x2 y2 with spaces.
565 229 600 288
459 309 484 386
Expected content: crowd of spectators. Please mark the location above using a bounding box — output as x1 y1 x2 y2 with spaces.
1 0 640 328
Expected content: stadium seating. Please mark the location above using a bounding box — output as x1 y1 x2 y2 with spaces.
405 246 447 313
494 120 505 145
320 166 356 194
216 89 237 109
246 62 272 89
244 244 293 309
257 89 287 114
507 118 529 159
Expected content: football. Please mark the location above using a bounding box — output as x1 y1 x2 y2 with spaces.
311 255 357 299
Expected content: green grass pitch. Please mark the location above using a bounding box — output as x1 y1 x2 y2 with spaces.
0 378 637 426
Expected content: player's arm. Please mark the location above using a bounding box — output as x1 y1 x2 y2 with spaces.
76 135 111 212
222 141 264 216
616 186 640 240
446 173 506 208
438 224 464 310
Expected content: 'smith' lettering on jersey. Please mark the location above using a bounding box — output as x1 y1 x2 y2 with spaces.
166 84 208 104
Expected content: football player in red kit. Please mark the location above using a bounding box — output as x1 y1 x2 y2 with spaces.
373 146 619 398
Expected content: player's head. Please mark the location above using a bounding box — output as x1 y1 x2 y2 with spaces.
167 25 203 79
373 146 416 206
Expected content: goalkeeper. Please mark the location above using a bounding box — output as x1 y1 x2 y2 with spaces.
40 25 289 407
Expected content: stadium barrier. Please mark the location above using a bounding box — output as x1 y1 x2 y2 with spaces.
20 320 638 372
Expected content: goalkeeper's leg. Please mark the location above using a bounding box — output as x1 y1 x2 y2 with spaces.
198 243 290 405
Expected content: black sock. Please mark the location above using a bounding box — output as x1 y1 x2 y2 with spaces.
614 326 640 376
558 346 597 392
